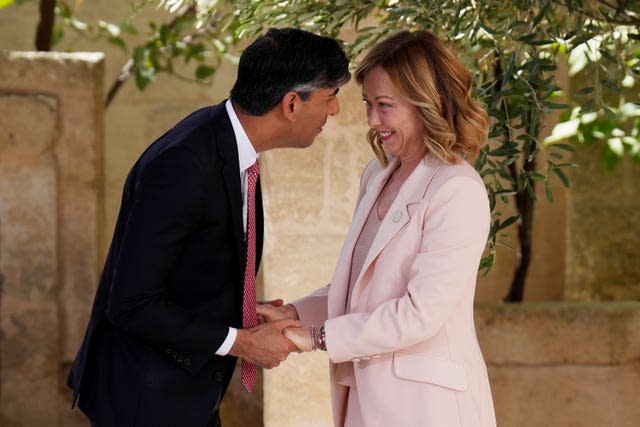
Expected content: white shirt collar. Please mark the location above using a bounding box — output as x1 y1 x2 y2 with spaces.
225 99 258 172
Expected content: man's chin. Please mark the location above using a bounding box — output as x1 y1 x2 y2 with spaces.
295 139 316 148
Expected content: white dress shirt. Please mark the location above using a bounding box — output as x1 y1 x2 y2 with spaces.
215 99 258 355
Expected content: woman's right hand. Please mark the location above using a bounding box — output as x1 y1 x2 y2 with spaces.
256 302 299 324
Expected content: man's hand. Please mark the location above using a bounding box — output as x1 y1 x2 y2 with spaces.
256 302 299 324
228 319 301 368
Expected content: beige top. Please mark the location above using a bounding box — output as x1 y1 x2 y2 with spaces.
336 200 384 387
346 201 384 313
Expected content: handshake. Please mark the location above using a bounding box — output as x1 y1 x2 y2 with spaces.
227 300 316 369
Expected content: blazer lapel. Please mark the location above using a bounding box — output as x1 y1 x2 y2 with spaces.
349 156 442 308
328 159 400 317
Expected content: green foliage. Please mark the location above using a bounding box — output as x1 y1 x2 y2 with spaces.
545 103 640 169
154 0 637 273
7 0 637 275
53 0 242 91
0 0 33 8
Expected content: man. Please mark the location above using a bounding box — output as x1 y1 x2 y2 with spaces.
67 27 351 427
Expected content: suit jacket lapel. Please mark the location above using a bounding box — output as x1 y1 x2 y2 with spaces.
349 156 441 308
212 103 245 265
255 179 264 271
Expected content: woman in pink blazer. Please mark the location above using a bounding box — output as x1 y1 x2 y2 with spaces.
259 30 497 427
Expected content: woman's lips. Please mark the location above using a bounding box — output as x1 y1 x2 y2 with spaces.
378 130 394 142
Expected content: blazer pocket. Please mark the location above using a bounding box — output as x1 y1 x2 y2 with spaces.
393 351 468 391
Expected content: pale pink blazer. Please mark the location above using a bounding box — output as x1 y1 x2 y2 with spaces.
292 155 497 427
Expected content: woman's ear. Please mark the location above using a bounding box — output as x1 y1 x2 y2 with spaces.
280 91 301 122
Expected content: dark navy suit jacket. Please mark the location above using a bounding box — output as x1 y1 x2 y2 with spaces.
67 101 263 427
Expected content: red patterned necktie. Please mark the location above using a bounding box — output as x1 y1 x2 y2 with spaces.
241 160 259 392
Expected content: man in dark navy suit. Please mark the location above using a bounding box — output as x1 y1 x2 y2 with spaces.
67 27 350 427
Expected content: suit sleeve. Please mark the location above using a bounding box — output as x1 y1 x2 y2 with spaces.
106 146 228 373
324 175 490 363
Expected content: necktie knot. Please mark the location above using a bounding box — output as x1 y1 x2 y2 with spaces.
247 160 260 181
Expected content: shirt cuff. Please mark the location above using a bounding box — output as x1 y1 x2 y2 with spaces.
215 327 237 356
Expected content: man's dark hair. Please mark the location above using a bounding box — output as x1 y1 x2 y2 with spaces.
230 28 351 116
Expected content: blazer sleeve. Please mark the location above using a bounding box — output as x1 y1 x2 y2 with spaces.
106 146 228 373
290 286 330 327
324 174 490 363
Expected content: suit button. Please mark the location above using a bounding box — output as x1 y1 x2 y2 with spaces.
185 358 191 368
213 371 223 382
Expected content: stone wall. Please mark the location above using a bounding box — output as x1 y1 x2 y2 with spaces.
260 80 371 427
477 302 640 427
0 0 573 304
262 302 640 427
565 148 640 301
0 52 104 427
1 2 639 427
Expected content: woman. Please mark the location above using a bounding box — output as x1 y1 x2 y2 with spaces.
258 30 496 427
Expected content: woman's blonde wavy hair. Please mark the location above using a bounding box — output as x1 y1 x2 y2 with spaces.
355 30 489 166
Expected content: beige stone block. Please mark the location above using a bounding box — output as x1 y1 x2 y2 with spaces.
489 363 640 427
0 52 104 426
323 126 371 226
260 233 338 427
476 302 640 365
0 94 59 426
566 146 640 300
264 352 332 427
333 79 367 126
261 102 370 238
0 2 39 51
264 177 325 229
260 232 346 427
261 235 343 302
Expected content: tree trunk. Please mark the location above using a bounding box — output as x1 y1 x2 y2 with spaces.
35 0 56 51
493 53 538 302
504 159 536 302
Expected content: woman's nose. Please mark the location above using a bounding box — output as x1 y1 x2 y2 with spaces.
367 108 381 127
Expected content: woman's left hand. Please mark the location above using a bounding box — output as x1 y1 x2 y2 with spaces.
284 326 313 352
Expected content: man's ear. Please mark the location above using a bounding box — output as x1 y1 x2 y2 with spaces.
280 91 301 122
